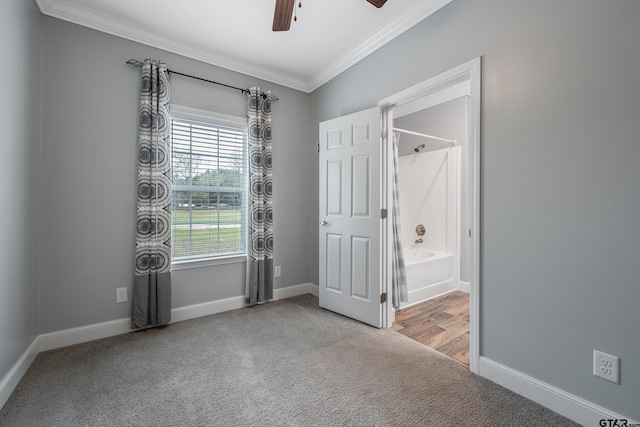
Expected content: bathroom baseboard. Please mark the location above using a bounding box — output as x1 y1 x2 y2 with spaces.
458 280 470 293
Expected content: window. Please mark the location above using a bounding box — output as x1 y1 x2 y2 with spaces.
170 106 248 263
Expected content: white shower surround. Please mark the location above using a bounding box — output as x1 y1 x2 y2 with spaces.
397 147 460 308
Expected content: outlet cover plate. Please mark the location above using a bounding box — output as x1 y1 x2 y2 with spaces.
116 287 128 304
593 350 620 384
274 266 281 277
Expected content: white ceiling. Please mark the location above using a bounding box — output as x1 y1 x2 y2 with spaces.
36 0 453 92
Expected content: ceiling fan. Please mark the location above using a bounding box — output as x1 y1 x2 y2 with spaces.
273 0 388 31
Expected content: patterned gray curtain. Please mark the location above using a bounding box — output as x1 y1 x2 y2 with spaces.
245 87 274 306
392 133 408 308
132 59 172 329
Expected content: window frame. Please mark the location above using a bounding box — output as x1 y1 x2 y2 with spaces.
170 105 249 270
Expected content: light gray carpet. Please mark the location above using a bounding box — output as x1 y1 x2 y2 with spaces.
0 295 578 426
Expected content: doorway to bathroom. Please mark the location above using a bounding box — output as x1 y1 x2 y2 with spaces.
317 59 480 372
393 96 469 364
379 58 480 371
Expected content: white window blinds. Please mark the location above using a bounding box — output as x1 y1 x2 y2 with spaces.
170 117 248 261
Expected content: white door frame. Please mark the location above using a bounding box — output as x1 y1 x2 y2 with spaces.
378 57 482 373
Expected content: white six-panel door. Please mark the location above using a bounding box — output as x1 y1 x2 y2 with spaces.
319 107 382 328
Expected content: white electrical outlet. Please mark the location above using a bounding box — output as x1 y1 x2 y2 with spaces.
593 350 620 384
274 265 281 277
116 287 128 304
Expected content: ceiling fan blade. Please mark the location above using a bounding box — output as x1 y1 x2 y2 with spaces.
273 0 296 31
367 0 388 7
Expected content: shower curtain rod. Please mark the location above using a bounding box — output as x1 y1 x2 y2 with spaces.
393 127 457 144
126 59 278 101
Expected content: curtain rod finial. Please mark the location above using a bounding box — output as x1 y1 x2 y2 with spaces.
126 59 144 67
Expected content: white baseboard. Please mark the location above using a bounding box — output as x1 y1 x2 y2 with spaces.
307 282 319 297
0 338 39 410
457 280 470 293
273 282 317 300
1 283 316 411
171 295 245 324
478 357 637 426
38 318 132 353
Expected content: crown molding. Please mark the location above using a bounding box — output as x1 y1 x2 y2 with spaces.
35 0 310 92
307 0 455 92
36 0 453 93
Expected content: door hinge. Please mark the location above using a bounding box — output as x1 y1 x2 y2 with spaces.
380 293 387 304
380 208 388 219
317 142 320 153
381 129 387 140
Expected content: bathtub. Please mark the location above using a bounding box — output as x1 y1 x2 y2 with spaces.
400 247 456 308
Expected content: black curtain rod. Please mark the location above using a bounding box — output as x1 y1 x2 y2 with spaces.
126 59 278 101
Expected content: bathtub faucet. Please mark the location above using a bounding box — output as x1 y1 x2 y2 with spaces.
415 238 423 244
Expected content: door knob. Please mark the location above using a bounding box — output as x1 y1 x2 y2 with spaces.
320 220 328 226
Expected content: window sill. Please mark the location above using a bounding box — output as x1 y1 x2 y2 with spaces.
172 254 247 271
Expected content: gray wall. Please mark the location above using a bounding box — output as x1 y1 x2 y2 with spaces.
38 17 313 333
310 0 640 420
0 0 42 382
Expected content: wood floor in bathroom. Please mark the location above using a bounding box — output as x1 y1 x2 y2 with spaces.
392 290 470 365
